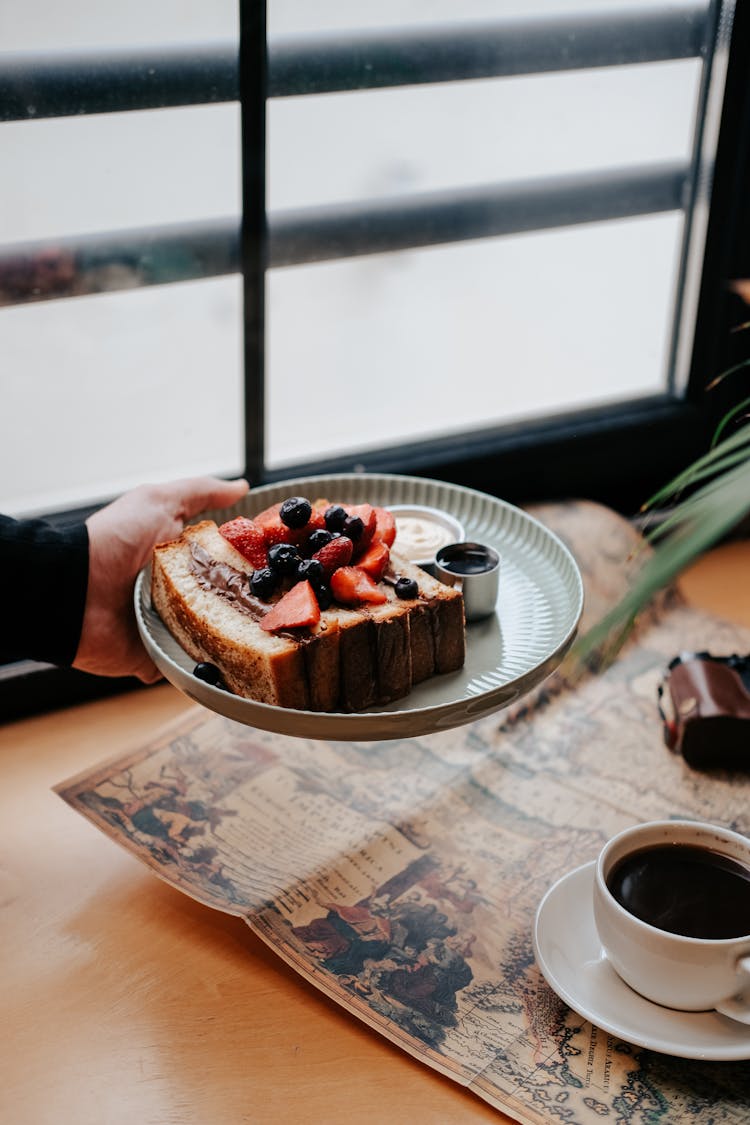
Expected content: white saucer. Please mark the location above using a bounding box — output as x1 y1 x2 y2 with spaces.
533 861 750 1061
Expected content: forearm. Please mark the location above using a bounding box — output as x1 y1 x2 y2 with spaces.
0 514 89 666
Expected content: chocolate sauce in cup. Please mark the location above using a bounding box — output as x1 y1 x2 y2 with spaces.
434 542 500 622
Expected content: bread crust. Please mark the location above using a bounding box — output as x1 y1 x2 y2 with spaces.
151 520 465 712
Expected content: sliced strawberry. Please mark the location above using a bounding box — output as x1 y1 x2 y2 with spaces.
373 506 397 547
254 503 297 546
218 517 267 569
255 503 324 549
260 580 321 632
331 566 387 606
347 503 377 556
302 507 326 536
355 540 390 581
312 535 353 579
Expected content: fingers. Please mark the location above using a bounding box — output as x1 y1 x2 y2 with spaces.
135 659 164 685
168 476 250 522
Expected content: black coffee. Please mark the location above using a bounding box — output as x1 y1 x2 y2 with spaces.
441 551 495 575
607 843 750 939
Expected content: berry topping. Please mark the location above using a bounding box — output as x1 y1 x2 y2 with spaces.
267 542 302 575
312 534 353 579
347 504 377 553
279 496 312 529
218 516 267 569
250 566 278 599
307 528 334 553
331 566 388 606
255 502 324 548
324 505 348 532
260 580 321 633
342 515 364 541
316 584 332 610
355 540 390 581
394 576 419 599
373 506 397 547
296 557 325 588
193 662 225 688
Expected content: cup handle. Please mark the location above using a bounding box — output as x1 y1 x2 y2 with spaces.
715 955 750 1025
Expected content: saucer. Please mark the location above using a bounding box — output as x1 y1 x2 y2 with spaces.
532 861 750 1060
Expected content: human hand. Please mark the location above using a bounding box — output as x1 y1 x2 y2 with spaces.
74 476 249 682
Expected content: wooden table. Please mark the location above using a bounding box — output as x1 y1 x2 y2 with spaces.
2 543 748 1125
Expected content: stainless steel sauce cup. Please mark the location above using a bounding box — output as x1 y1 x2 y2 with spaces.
434 541 500 622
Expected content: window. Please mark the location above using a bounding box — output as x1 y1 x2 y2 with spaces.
1 0 748 711
265 2 704 471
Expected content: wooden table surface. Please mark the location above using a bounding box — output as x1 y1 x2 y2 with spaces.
2 542 748 1125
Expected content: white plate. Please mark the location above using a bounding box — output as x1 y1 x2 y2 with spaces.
533 861 750 1061
135 472 583 741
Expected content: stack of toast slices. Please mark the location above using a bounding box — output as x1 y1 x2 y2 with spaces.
151 517 466 712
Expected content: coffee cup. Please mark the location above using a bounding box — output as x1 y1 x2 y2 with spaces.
434 541 500 622
593 819 750 1020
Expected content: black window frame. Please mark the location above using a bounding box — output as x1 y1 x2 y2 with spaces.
1 0 748 718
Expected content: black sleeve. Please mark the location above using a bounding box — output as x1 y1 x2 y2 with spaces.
0 514 89 667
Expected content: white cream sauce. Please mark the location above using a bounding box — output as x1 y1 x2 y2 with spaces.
394 515 455 563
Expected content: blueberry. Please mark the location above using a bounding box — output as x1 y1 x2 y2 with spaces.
194 662 225 688
395 576 418 599
324 505 348 532
307 528 333 552
250 566 278 599
267 543 302 575
279 496 312 529
296 558 325 587
342 515 364 541
316 584 332 610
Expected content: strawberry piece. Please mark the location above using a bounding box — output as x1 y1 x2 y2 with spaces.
355 540 390 581
331 566 387 606
218 517 267 569
313 535 353 579
348 503 376 539
347 503 377 556
373 506 397 547
260 580 321 632
255 503 324 549
302 507 326 536
254 503 298 546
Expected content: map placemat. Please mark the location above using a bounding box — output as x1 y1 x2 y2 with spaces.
57 501 750 1124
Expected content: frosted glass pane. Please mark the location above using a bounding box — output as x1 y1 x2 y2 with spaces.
2 278 243 516
266 214 681 469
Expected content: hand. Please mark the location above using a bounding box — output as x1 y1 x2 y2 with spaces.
74 476 249 682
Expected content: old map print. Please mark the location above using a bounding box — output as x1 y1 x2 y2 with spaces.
58 504 750 1123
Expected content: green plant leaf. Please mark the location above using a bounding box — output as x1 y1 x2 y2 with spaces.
572 458 750 667
642 423 750 512
712 398 750 447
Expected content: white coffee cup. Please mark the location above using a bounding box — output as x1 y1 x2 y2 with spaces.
593 819 750 1020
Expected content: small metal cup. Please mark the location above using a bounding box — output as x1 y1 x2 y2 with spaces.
434 541 500 622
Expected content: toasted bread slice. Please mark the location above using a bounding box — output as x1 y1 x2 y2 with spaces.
151 521 465 712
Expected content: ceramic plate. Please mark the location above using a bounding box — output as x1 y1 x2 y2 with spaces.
135 472 583 741
533 862 750 1061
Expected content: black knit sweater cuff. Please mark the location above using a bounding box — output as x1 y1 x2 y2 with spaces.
0 515 90 667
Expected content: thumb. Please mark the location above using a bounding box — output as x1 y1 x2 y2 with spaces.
171 476 250 523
